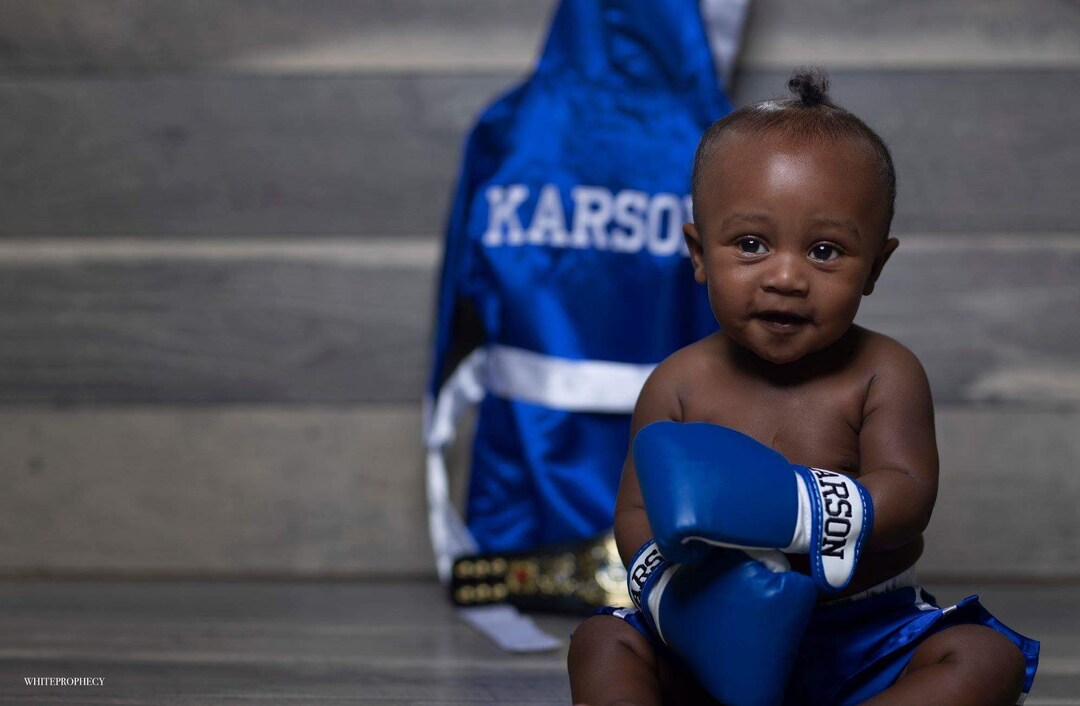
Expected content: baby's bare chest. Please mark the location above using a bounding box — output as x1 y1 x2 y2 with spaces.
679 376 868 476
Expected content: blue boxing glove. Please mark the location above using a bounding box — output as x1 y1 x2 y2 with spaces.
634 421 874 594
627 540 817 706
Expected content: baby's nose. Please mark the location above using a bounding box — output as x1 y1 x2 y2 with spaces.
760 253 809 296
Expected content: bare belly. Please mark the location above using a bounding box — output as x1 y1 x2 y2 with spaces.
786 535 924 601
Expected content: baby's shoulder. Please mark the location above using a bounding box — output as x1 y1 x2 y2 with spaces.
636 334 724 420
848 326 933 414
650 332 723 384
850 326 928 380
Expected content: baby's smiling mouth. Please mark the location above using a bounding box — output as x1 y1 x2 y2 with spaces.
755 310 811 328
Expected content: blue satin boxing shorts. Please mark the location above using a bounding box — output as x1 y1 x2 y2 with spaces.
596 567 1040 705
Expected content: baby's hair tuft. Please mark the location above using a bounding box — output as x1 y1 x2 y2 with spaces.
787 66 831 107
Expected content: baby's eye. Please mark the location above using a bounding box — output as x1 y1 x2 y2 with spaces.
809 243 841 262
737 237 767 255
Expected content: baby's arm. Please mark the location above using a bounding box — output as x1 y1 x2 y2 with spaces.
613 357 683 568
856 339 939 551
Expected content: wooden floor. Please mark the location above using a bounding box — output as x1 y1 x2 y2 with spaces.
0 580 1076 705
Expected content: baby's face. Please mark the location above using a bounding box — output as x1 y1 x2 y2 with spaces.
685 131 897 365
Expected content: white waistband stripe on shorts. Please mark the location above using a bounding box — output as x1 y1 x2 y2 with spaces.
820 565 920 607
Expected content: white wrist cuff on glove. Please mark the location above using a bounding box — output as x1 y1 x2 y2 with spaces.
785 467 871 592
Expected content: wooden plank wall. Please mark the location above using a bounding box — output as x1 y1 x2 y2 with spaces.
1 0 1078 579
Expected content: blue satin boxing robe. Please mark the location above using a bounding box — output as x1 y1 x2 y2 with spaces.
424 0 744 580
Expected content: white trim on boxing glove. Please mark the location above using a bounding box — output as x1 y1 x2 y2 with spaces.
743 547 793 574
626 540 678 645
784 467 874 593
643 564 678 645
627 540 665 611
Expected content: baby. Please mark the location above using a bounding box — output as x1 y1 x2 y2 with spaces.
567 68 1038 705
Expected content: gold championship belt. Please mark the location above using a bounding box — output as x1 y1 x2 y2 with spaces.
450 531 628 614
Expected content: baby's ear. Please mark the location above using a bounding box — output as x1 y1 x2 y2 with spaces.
863 237 900 296
683 223 707 284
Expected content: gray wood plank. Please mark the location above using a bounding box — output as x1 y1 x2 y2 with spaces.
0 75 487 237
1 70 1078 237
0 406 434 577
0 405 1078 578
0 252 435 403
0 0 557 74
740 0 1080 69
1 0 1076 74
0 581 577 704
0 235 1076 405
921 408 1080 579
0 658 573 704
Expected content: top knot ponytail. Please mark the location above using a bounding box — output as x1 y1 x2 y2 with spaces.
787 66 831 107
